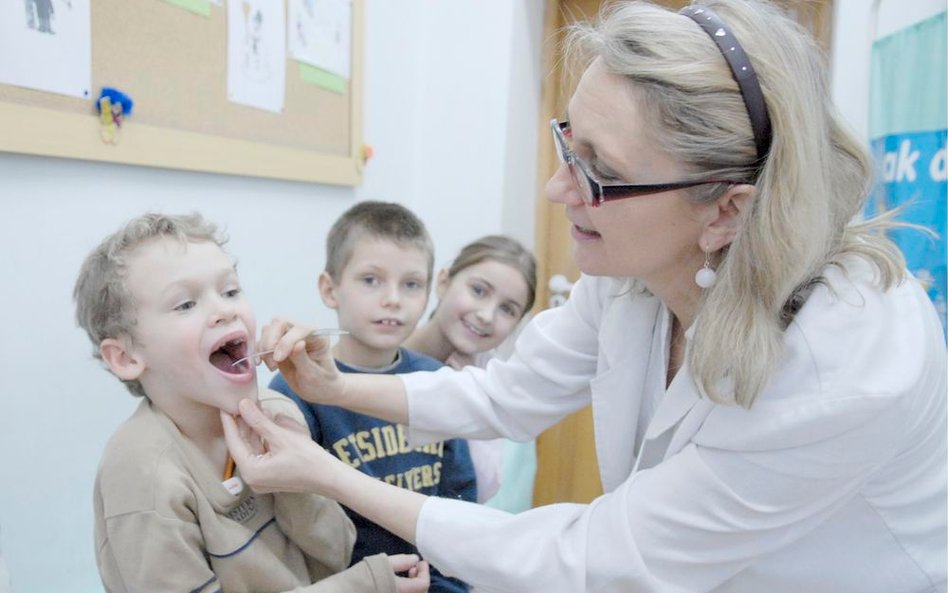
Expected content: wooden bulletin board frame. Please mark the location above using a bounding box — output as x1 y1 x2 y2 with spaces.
0 0 364 186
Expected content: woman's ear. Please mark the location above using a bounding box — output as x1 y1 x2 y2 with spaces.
435 268 450 300
99 337 145 381
700 183 755 252
318 271 339 309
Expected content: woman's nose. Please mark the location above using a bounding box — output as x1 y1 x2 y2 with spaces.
546 162 583 206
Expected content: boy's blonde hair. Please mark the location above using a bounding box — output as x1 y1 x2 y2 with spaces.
325 201 434 282
73 212 226 397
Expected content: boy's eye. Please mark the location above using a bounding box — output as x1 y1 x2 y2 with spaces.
470 283 487 297
174 300 196 312
361 275 379 286
223 288 241 299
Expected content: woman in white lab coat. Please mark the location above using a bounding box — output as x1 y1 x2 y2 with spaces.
223 1 947 591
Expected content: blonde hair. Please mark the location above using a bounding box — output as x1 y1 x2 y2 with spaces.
568 0 905 407
73 212 226 397
446 235 537 315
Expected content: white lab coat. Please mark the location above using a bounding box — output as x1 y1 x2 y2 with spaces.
402 258 947 593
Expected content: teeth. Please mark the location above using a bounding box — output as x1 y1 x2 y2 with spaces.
463 321 488 337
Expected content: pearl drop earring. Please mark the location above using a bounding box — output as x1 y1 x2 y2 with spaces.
695 250 717 288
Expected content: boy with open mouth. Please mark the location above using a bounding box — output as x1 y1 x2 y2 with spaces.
74 212 429 593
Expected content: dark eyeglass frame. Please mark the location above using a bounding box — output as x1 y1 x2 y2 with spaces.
550 119 741 208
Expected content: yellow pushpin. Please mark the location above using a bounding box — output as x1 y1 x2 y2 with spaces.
98 96 117 144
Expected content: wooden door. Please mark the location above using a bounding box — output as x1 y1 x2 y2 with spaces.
531 0 833 507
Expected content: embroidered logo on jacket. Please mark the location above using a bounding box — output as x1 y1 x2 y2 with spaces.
225 494 258 523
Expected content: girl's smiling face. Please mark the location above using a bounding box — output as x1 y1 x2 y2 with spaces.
433 259 529 356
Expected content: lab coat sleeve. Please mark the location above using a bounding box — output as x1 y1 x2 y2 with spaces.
414 385 912 593
404 274 606 445
415 264 945 593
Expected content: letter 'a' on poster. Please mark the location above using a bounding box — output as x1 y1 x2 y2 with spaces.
866 11 948 335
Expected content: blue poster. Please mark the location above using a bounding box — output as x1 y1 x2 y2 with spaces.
867 11 947 334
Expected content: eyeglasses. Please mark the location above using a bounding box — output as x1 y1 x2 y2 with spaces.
550 119 739 207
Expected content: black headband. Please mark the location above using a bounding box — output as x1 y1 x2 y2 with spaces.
680 5 772 163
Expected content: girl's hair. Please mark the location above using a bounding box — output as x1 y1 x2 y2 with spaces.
73 212 226 397
446 235 538 315
567 0 905 407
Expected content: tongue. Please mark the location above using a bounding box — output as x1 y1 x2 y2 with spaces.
209 350 238 373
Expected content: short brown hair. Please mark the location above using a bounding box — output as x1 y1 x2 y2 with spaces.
325 201 434 281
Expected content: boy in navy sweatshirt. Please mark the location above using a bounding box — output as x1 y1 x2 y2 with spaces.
270 201 476 593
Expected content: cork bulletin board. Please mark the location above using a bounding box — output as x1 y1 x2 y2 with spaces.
0 0 364 185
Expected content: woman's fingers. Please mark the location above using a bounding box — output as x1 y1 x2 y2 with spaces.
220 408 258 462
273 412 310 436
222 400 277 471
274 324 316 363
258 317 315 370
387 554 421 573
222 398 331 495
237 398 277 438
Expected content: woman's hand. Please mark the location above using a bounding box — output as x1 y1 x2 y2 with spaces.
388 554 430 593
221 399 338 495
257 316 348 405
225 399 427 545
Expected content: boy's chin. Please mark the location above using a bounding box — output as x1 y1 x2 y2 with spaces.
221 383 259 412
220 394 256 416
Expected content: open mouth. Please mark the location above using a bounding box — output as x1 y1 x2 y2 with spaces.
209 337 250 375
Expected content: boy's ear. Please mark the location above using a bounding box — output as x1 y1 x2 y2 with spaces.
435 268 450 300
99 337 145 381
318 271 339 309
700 183 755 252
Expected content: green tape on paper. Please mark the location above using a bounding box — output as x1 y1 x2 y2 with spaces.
163 0 211 17
299 63 347 94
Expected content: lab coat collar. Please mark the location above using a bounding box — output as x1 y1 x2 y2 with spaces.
636 313 716 472
591 286 661 491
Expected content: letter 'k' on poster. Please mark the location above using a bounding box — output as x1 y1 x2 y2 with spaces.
865 11 948 335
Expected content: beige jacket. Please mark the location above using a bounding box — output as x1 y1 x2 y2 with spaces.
94 393 397 593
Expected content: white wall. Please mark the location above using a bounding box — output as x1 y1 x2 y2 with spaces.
830 0 946 140
0 2 544 592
